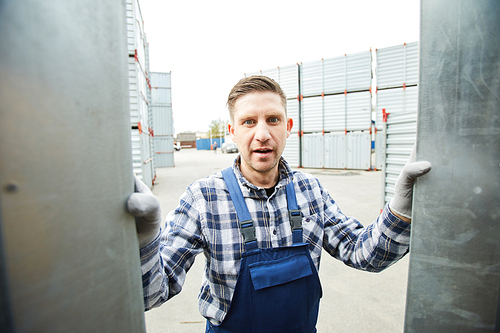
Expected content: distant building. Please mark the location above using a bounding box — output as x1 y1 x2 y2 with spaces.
176 132 197 148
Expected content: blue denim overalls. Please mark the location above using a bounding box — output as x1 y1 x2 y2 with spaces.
205 168 322 333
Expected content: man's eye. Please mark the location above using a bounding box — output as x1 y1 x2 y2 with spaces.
244 120 254 125
269 117 279 123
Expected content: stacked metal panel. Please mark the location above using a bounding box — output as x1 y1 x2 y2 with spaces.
375 42 419 207
300 50 372 169
151 72 174 168
126 0 156 187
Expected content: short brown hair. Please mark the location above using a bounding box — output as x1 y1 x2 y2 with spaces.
227 75 287 122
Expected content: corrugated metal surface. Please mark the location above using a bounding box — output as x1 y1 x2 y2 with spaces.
131 129 142 179
154 137 175 167
261 67 279 82
282 133 299 168
324 94 346 132
302 133 324 168
145 43 156 185
151 72 171 89
128 58 150 127
301 96 323 133
346 132 371 169
279 64 300 100
126 0 145 57
375 86 418 129
300 60 323 97
374 130 385 170
286 98 299 130
151 87 172 104
346 91 372 131
323 57 346 95
381 112 417 205
324 132 346 169
346 51 372 92
152 105 173 136
376 42 419 89
140 132 153 187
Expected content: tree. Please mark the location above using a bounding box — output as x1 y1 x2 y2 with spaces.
208 119 227 138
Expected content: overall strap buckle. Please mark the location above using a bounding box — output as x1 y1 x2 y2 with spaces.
289 209 302 231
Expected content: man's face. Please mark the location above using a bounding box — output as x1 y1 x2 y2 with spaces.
229 91 293 186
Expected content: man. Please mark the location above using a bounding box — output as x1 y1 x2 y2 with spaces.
127 76 431 332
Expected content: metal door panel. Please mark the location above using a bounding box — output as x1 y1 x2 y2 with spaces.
405 1 500 331
0 0 146 331
324 132 346 169
302 134 324 168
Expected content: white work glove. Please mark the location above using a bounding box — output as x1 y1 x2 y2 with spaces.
126 175 162 248
389 145 432 220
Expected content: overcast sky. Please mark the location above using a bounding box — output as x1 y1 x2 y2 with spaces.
139 0 420 134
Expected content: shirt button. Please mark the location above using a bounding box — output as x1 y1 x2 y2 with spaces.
272 229 277 235
305 218 310 223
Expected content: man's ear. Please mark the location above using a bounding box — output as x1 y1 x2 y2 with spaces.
286 118 293 138
228 123 236 143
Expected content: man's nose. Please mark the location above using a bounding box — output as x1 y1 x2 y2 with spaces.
254 122 271 142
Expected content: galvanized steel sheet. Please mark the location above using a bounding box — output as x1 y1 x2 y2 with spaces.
376 42 419 89
346 91 372 131
302 133 324 168
301 96 323 133
324 94 346 132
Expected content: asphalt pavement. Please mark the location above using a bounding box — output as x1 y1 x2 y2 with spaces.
145 148 409 333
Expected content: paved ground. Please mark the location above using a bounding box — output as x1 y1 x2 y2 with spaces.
145 148 409 332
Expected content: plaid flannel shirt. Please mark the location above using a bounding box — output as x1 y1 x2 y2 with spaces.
140 157 411 324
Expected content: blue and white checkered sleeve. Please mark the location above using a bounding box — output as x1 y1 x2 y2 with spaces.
322 187 411 272
140 189 205 310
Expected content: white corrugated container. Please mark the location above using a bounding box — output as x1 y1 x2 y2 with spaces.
145 43 156 184
282 133 299 168
151 72 172 105
151 72 171 89
128 57 150 128
126 0 145 57
301 96 323 133
152 105 173 136
381 111 417 206
300 60 323 97
261 67 280 82
376 86 418 129
302 133 324 168
346 132 371 169
346 51 372 92
376 42 419 89
324 132 346 169
346 91 372 131
324 57 346 95
324 94 346 132
279 64 300 100
154 136 175 167
286 98 299 130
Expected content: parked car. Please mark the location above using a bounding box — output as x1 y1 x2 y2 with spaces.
221 142 238 154
174 142 181 151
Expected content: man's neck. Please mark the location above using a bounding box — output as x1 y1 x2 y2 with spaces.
239 163 279 189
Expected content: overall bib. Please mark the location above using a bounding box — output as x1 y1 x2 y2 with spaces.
206 168 322 333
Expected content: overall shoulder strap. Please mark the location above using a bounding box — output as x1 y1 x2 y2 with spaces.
285 180 303 244
221 167 258 251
